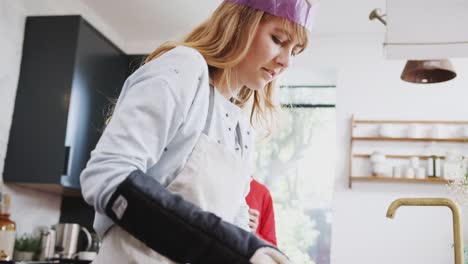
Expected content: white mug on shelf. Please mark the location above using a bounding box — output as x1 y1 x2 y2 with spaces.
459 126 468 138
404 167 415 178
378 124 395 137
434 157 442 177
373 163 392 177
430 124 445 139
409 157 420 168
407 124 423 138
393 166 402 178
416 167 426 179
370 151 386 163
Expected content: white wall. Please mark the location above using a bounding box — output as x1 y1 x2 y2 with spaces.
0 0 123 236
293 33 468 264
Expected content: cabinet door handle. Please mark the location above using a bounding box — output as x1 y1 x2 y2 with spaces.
63 146 71 175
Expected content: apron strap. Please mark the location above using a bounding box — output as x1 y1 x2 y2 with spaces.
204 84 244 157
202 84 215 135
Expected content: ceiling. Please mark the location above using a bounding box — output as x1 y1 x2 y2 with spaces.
79 0 386 53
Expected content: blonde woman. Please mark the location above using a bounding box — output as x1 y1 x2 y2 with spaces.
80 0 318 263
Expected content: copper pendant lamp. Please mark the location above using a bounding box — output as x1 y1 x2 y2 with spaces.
400 59 457 84
369 9 458 84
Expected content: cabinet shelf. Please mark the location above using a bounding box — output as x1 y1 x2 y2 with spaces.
351 176 452 184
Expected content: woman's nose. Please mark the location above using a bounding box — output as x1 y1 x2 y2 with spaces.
275 50 291 69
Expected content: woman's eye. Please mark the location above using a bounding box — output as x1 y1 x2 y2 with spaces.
291 49 300 57
272 36 283 45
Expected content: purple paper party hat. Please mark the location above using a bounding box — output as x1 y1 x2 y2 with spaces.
224 0 319 32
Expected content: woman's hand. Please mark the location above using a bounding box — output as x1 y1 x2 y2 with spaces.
248 208 260 232
250 247 291 264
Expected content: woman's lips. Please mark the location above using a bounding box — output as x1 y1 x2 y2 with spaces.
262 68 276 79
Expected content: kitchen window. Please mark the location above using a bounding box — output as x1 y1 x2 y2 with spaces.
253 85 336 264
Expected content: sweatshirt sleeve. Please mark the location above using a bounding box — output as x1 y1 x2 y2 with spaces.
80 46 207 215
258 190 277 246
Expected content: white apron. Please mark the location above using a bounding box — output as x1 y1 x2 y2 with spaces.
92 85 251 264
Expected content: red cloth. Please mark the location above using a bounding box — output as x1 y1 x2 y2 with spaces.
245 179 277 246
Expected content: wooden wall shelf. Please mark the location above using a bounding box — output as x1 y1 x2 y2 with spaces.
353 154 445 160
354 120 468 125
348 115 468 188
352 137 468 143
351 176 452 184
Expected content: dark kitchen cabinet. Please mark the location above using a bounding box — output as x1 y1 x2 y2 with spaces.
3 16 129 191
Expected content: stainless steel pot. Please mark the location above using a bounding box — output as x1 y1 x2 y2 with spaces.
38 228 55 260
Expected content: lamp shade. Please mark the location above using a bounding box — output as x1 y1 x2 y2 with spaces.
400 59 456 84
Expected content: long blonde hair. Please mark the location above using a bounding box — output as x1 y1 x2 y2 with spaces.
144 2 309 131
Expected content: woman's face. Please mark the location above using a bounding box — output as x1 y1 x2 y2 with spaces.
235 17 304 91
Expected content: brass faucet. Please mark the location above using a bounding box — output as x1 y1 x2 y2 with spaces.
386 198 463 264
